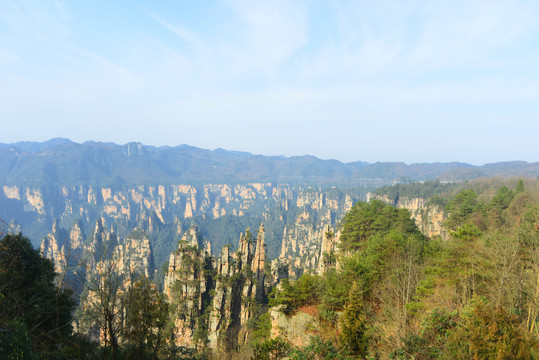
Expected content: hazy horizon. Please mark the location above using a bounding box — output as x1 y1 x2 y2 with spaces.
1 1 538 164
2 137 536 167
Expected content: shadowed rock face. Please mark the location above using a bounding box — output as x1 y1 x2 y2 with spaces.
63 221 156 344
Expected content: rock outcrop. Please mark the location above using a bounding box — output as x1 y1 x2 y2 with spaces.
5 183 363 253
40 219 68 274
40 219 85 277
72 220 156 343
33 184 366 355
275 216 341 281
270 306 318 348
165 224 267 352
369 193 448 239
164 226 212 348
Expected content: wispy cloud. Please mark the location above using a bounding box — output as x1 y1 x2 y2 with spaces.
296 0 539 82
0 0 538 163
149 13 213 59
147 0 308 83
222 0 308 70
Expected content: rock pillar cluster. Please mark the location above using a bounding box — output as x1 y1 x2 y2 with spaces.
166 224 267 351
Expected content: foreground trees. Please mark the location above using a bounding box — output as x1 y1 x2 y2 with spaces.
270 200 427 357
124 277 168 359
0 233 186 360
0 233 75 359
3 179 539 359
270 180 539 358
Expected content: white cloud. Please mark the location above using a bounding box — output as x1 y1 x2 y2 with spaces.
0 0 538 163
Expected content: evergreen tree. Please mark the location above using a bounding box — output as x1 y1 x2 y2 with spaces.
516 179 526 193
339 281 369 356
0 233 74 358
125 276 169 359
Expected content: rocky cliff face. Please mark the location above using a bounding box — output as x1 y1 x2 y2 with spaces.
40 219 85 278
117 228 154 278
3 183 275 235
368 193 448 239
23 183 365 278
32 183 364 355
34 182 456 356
164 226 212 348
270 306 318 348
273 188 352 280
164 224 267 352
70 220 156 343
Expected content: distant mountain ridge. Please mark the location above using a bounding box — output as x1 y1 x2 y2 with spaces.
0 139 538 186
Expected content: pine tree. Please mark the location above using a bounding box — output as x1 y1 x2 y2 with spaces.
339 281 369 356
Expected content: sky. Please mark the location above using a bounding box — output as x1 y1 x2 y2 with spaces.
0 0 538 164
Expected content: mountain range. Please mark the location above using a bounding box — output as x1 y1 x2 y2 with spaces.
1 138 538 186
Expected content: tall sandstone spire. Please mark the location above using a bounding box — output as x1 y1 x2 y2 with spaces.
253 224 266 301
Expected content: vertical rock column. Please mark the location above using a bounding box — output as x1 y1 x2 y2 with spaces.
207 244 232 349
253 224 266 302
164 226 211 348
318 224 337 275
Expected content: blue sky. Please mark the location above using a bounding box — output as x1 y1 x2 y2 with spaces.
0 0 538 164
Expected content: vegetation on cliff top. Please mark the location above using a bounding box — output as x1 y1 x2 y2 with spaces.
4 177 539 359
373 180 459 203
267 178 539 359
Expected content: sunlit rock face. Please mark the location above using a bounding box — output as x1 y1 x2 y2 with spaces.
369 193 448 239
164 224 268 350
30 182 365 352
14 182 363 277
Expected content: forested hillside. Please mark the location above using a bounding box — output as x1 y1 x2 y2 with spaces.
261 178 539 359
2 139 539 186
3 173 539 358
2 0 537 357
